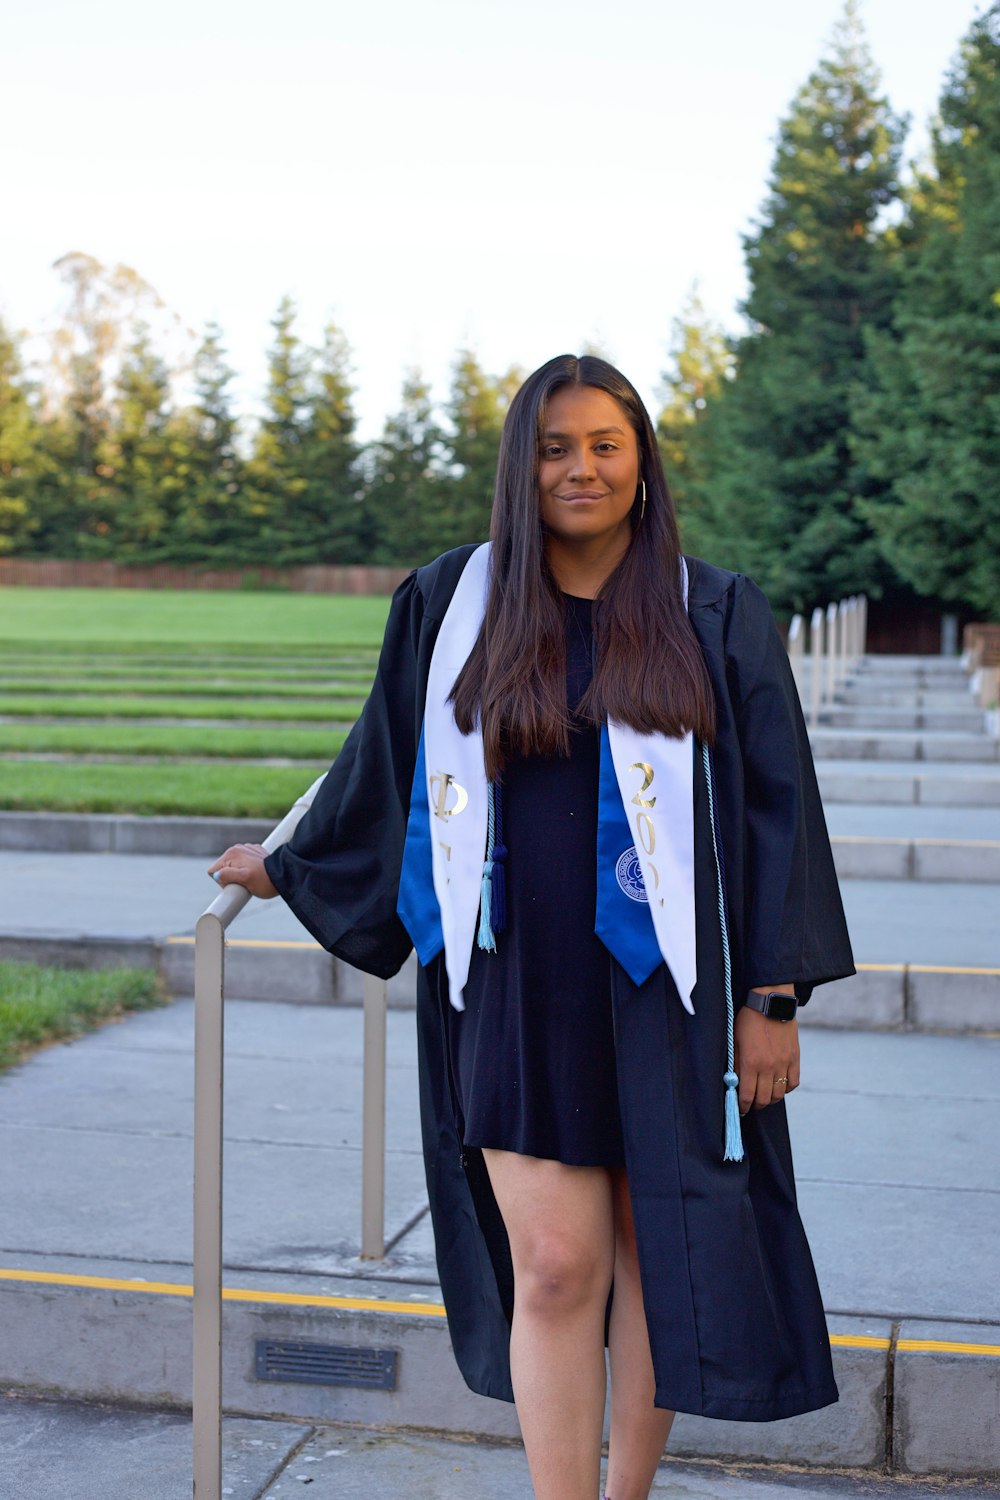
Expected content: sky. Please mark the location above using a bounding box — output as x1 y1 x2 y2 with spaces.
0 0 984 440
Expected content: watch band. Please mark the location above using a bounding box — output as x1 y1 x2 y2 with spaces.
743 989 798 1023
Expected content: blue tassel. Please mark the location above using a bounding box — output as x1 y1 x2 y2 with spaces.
703 741 744 1164
723 1070 744 1162
489 779 507 933
477 858 496 951
477 780 498 952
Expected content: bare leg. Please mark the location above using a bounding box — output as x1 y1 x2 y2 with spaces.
604 1169 674 1500
482 1148 616 1500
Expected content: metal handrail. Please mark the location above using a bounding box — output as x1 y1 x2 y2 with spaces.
191 773 389 1500
787 594 868 727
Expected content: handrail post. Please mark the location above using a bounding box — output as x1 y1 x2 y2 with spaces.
193 911 224 1500
787 614 804 706
810 607 824 729
825 602 837 706
361 973 388 1259
191 774 328 1499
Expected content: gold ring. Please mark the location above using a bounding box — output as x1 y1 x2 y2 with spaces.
775 1077 788 1085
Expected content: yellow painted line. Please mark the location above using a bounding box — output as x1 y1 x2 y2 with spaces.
3 1271 997 1354
909 964 1000 976
829 1334 891 1350
855 963 905 972
165 936 321 951
0 1268 445 1317
831 835 1000 848
898 1338 1000 1357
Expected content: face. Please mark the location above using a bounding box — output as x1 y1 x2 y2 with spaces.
537 385 641 553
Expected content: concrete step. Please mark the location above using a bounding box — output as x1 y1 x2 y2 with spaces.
819 707 987 732
854 656 969 676
3 1257 985 1476
836 689 975 709
809 729 1000 763
816 760 1000 806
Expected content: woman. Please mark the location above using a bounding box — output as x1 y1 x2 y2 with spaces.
210 354 855 1500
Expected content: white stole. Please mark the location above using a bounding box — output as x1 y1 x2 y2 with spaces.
423 543 696 1014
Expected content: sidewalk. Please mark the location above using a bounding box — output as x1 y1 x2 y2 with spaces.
4 1395 1000 1500
0 995 997 1482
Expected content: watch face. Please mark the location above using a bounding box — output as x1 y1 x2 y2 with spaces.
765 993 797 1022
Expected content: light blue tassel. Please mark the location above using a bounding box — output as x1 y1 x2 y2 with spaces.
723 1070 743 1162
703 742 744 1163
477 781 497 952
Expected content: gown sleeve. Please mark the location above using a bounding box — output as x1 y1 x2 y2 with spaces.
261 570 426 979
727 576 856 1004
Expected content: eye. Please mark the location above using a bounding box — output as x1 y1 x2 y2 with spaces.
540 444 565 459
594 441 619 453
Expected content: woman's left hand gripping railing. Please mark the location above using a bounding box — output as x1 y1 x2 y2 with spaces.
191 774 389 1500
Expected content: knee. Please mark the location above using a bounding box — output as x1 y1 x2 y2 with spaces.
514 1236 612 1320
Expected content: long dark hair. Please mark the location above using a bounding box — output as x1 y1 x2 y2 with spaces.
450 354 716 779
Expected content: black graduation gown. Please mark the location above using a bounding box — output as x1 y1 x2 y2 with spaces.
264 545 856 1422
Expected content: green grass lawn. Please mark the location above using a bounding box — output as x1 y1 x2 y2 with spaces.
0 961 165 1071
0 762 328 817
0 586 382 814
0 722 344 759
0 693 367 721
0 587 393 646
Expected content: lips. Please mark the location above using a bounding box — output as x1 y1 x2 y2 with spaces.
557 491 608 500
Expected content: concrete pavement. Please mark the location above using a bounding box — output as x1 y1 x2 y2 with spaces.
0 996 998 1481
3 1397 1000 1500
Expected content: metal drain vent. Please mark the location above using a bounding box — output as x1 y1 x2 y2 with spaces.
254 1338 397 1389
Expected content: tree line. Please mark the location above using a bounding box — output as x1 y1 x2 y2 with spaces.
1 1 997 618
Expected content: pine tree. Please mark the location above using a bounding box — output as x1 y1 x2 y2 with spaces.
294 321 363 564
852 4 1000 618
245 296 311 564
655 288 734 555
363 369 447 565
172 321 247 562
0 320 48 555
98 324 177 559
693 1 908 612
439 350 521 549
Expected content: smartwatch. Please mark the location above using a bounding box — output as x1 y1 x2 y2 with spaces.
743 989 798 1023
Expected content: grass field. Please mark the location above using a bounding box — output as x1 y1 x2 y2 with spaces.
0 961 165 1072
0 586 388 817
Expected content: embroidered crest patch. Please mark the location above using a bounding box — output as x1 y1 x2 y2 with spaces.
615 847 648 903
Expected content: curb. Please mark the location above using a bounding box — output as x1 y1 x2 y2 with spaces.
0 1265 996 1477
2 932 999 1030
0 810 272 856
4 811 1000 883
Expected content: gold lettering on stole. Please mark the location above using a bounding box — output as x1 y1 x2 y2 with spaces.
429 771 469 821
628 762 662 904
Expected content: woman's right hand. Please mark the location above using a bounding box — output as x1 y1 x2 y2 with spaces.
207 843 279 899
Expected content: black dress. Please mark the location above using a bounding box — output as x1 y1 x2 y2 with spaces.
448 593 627 1169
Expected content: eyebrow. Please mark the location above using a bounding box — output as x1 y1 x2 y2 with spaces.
541 426 626 439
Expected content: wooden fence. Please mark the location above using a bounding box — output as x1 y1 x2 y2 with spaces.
0 558 412 595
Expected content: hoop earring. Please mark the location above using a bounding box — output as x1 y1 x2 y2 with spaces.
638 479 647 523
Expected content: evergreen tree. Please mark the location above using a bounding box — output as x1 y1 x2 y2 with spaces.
439 350 520 549
98 324 177 559
0 320 47 555
173 322 248 561
692 1 908 612
655 288 734 554
245 296 311 563
852 5 1000 618
363 369 447 565
294 321 363 564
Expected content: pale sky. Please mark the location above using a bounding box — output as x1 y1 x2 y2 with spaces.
0 0 982 440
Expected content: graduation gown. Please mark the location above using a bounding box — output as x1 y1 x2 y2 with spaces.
264 544 856 1422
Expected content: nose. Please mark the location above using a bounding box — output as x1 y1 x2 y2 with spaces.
567 446 597 481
